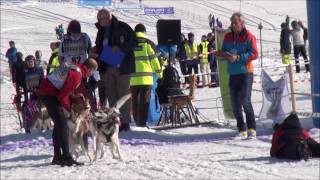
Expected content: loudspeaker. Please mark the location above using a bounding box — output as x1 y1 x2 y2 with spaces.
156 19 181 46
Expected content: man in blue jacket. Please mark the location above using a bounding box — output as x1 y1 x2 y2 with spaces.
5 41 17 79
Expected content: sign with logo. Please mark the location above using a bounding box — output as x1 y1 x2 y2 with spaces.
144 7 174 15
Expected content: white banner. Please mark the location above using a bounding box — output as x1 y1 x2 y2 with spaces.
259 69 292 124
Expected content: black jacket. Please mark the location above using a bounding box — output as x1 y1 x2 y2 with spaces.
280 27 291 54
12 59 25 87
95 16 137 74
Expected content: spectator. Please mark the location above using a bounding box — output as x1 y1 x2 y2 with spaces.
291 20 309 73
207 32 219 87
176 33 188 84
92 9 136 131
22 55 44 133
12 52 25 111
23 55 44 103
131 23 162 127
297 21 308 46
35 58 98 166
5 41 17 78
214 12 258 139
199 35 211 86
182 32 200 84
280 22 292 65
47 41 61 74
35 50 47 72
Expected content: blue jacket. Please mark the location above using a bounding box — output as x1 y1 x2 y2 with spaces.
6 47 17 65
222 29 258 75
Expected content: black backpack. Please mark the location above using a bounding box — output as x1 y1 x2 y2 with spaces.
156 66 183 104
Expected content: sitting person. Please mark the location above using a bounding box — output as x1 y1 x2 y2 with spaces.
271 113 320 160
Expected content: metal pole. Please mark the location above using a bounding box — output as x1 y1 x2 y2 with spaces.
307 0 320 127
258 23 263 67
288 64 297 112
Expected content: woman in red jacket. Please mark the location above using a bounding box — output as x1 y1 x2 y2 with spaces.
36 58 97 166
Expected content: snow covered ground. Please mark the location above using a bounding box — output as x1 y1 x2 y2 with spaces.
1 0 319 179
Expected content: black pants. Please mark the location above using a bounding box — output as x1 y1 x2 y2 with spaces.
186 61 200 83
229 73 256 131
293 45 309 72
179 61 188 83
131 85 151 127
41 96 71 159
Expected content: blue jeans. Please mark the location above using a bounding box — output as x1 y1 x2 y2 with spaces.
229 73 255 131
209 55 218 83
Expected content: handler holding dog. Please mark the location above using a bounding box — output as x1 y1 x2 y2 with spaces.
36 58 98 166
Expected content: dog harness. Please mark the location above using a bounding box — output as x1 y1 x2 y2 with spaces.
97 120 116 142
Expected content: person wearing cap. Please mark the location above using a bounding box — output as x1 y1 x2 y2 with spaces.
131 23 162 127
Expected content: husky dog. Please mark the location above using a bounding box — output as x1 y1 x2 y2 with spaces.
65 94 92 162
91 94 131 161
32 101 53 132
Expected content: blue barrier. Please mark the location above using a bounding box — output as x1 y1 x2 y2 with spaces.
148 74 161 126
307 0 320 128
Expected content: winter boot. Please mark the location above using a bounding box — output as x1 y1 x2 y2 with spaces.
247 129 257 139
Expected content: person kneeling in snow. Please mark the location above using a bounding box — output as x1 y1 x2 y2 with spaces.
270 113 320 161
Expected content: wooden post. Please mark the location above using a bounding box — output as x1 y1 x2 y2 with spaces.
288 64 296 112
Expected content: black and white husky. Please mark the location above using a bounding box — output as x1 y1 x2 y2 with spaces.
91 94 131 161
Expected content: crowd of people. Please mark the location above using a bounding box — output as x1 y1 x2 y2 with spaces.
5 9 316 166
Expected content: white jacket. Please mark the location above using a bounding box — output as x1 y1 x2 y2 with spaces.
291 27 304 46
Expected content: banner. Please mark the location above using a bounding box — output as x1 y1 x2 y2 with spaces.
144 7 174 15
215 28 234 119
78 0 112 7
115 1 142 9
259 69 291 124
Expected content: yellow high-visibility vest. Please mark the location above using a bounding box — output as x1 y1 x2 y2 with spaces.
200 41 209 63
48 48 60 74
184 42 198 60
130 32 162 86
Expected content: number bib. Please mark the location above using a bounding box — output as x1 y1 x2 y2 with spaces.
48 62 80 90
62 33 89 64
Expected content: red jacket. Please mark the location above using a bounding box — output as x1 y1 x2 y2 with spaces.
270 128 310 157
36 64 88 110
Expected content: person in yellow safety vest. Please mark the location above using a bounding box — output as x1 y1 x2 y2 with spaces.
199 35 211 86
183 32 200 84
47 41 61 74
130 23 162 127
